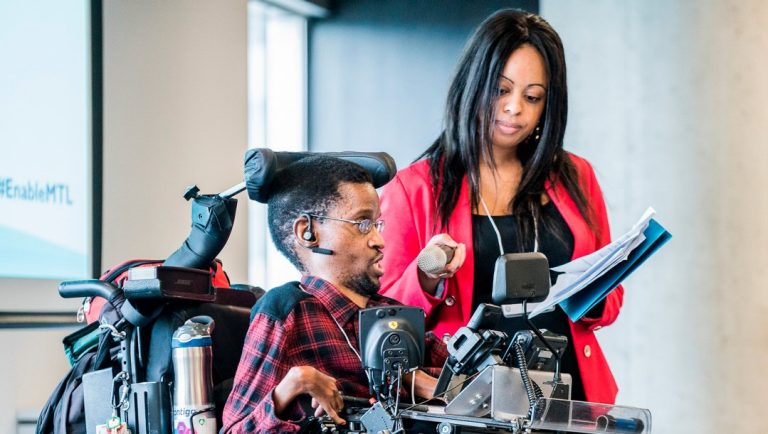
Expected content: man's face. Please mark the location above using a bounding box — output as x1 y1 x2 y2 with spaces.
315 182 385 297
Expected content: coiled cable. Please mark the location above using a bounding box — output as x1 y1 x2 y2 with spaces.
514 338 543 419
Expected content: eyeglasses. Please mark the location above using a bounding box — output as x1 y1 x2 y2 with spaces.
308 214 385 234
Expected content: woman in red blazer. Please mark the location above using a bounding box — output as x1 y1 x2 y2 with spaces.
379 9 623 404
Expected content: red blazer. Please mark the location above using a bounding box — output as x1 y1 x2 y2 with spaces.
379 153 623 404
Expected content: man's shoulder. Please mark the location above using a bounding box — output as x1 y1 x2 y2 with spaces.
250 281 311 322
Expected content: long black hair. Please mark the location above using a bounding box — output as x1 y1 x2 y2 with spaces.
419 9 594 241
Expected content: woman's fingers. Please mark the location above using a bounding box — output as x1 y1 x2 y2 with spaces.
442 242 466 276
420 234 466 278
426 233 458 249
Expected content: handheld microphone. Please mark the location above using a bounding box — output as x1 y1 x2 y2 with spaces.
417 245 455 275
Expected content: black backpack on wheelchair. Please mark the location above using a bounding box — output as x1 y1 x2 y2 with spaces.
36 258 262 434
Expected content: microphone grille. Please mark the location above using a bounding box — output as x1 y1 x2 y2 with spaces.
417 246 448 275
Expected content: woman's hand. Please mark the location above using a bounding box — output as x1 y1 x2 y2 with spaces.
273 366 346 425
417 234 466 295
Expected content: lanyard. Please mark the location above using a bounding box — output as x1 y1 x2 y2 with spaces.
479 196 539 255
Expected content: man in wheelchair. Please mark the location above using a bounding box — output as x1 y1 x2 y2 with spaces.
221 155 448 433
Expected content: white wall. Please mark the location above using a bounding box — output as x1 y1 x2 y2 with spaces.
0 1 248 432
541 1 768 432
102 0 249 279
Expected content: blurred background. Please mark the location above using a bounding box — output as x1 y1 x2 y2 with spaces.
1 1 766 433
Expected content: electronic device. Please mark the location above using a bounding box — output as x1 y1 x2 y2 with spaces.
433 304 508 398
434 252 572 426
310 292 653 433
359 306 424 400
122 265 215 302
444 365 572 420
467 302 503 331
492 252 550 304
312 398 653 434
509 330 568 373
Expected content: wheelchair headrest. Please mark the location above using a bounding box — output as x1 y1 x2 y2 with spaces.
243 148 397 203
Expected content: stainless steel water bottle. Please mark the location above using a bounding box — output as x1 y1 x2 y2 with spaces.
172 315 216 434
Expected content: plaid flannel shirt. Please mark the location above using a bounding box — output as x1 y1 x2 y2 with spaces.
221 275 448 433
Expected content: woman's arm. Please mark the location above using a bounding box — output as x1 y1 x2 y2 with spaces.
574 157 624 328
379 174 448 316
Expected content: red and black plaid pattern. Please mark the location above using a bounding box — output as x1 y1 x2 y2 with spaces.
221 276 448 433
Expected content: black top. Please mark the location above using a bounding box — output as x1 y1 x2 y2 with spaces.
471 202 586 400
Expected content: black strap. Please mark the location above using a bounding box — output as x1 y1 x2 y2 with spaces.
120 301 164 327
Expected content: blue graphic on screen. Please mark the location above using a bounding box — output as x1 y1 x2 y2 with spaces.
0 0 91 279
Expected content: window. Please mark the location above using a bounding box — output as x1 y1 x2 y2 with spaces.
0 0 99 281
247 2 307 288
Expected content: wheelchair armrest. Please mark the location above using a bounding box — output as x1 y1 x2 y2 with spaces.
59 279 121 303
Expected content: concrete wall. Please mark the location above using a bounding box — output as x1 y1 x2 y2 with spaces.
540 1 768 432
0 1 248 432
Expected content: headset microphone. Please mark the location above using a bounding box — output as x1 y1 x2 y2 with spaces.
301 213 316 241
300 213 334 255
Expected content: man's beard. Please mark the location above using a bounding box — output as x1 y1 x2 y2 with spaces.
344 273 380 298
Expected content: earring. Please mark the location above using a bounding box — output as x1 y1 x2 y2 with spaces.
525 124 542 145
